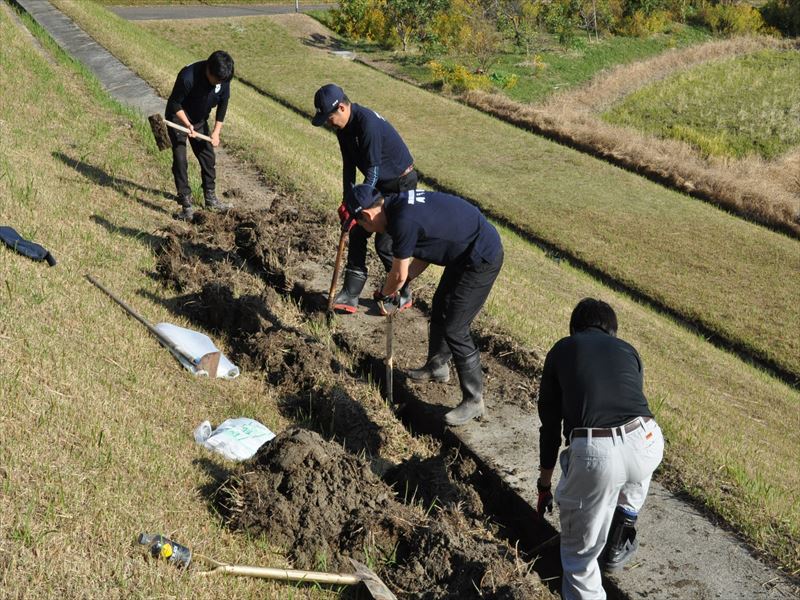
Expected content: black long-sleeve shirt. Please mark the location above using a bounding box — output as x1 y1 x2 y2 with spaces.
337 104 413 199
537 327 653 470
166 61 230 124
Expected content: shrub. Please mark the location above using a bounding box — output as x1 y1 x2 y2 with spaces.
489 70 520 89
699 3 765 36
617 8 672 35
427 60 492 92
330 0 396 45
761 0 800 36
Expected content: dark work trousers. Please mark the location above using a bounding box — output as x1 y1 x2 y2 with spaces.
169 120 215 204
430 248 504 361
347 169 418 274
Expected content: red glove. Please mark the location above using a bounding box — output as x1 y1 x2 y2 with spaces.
536 479 553 518
338 203 355 232
373 289 399 315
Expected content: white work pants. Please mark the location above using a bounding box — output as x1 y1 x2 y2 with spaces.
556 418 664 600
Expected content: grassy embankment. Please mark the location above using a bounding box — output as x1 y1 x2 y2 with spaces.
604 48 800 159
141 17 799 379
0 6 344 598
50 2 800 572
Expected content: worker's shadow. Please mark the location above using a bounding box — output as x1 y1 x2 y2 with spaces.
53 151 172 215
90 214 164 253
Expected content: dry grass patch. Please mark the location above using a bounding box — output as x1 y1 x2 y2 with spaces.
0 7 341 598
462 36 800 236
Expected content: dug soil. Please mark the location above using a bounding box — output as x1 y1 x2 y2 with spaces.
152 197 556 599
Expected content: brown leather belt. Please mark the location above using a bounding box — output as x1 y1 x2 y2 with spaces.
571 416 652 439
400 164 415 177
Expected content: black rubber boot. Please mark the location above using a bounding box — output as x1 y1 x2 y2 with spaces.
602 507 639 572
333 268 367 314
377 281 413 316
445 350 485 426
174 195 195 222
204 190 231 213
408 324 451 383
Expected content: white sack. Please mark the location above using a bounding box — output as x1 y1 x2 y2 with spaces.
194 418 276 461
153 322 239 379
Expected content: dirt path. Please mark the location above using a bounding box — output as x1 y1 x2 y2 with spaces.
16 2 800 598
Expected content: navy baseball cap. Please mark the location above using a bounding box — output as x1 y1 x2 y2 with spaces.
345 185 383 220
312 83 346 126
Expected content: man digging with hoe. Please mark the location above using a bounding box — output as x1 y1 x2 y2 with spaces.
343 184 503 426
166 50 235 221
312 84 418 315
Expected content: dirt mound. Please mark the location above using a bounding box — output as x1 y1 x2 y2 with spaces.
222 428 548 599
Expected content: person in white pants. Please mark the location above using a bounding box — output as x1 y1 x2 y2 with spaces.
535 298 664 600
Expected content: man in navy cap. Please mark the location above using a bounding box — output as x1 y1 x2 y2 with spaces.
312 84 417 315
343 184 504 426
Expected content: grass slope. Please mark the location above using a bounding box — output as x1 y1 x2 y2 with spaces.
0 6 336 598
45 1 800 572
604 48 800 159
143 16 799 380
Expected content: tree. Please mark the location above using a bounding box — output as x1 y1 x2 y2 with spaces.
385 0 450 51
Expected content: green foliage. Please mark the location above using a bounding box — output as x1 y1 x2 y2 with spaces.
427 59 492 91
698 3 766 35
761 0 800 36
617 8 672 35
330 0 393 45
489 69 520 88
385 0 450 51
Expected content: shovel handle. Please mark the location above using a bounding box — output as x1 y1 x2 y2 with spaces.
163 119 214 143
327 229 349 313
385 313 394 404
200 563 361 586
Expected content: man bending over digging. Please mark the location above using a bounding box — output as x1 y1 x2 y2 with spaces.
342 184 504 426
166 50 234 221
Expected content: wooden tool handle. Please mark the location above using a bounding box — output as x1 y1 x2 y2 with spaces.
202 563 361 585
164 119 214 143
327 229 349 313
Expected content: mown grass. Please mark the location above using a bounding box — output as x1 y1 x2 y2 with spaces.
134 15 799 379
603 48 800 159
0 6 338 598
46 1 800 572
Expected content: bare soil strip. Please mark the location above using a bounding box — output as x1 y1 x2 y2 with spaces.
152 197 799 599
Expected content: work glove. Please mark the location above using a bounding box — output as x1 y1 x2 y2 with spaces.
536 478 553 518
337 202 356 232
373 289 400 315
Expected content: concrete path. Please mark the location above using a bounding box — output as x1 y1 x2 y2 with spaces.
10 2 799 598
107 3 332 21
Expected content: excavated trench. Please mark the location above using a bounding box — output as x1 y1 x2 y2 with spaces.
150 195 586 598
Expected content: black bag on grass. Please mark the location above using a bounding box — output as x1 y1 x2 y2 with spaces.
0 226 56 266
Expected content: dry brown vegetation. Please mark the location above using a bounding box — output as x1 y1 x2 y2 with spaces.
462 36 800 237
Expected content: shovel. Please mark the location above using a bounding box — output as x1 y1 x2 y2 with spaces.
196 554 397 600
86 274 221 376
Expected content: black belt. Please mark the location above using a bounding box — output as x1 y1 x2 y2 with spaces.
571 417 652 439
